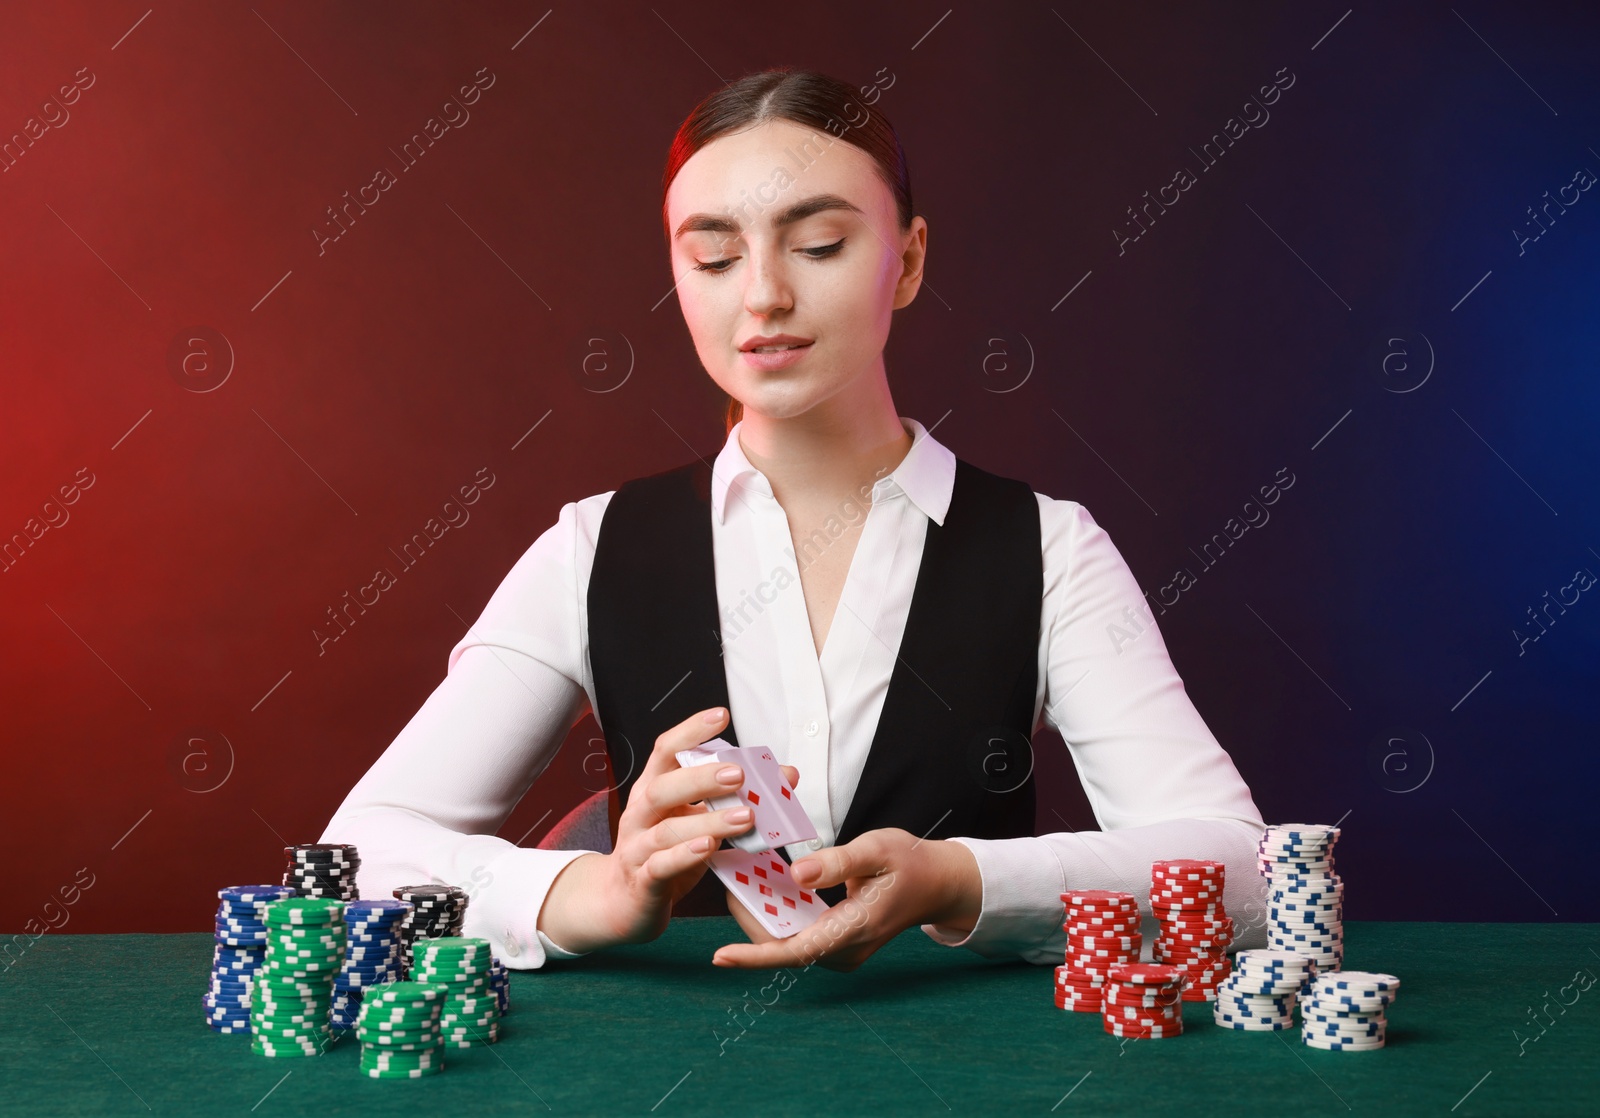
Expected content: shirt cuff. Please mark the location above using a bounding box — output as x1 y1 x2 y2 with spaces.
457 844 598 969
919 836 1065 961
537 929 586 959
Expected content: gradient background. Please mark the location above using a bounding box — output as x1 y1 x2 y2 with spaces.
3 1 1597 936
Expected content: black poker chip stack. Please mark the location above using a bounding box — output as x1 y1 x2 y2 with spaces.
282 843 361 901
392 884 468 978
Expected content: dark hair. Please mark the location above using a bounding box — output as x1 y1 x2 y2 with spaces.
660 67 915 434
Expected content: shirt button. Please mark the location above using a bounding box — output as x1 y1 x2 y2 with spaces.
807 838 823 850
805 720 819 737
503 935 521 957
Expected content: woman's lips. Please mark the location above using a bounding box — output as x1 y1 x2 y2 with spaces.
739 342 813 371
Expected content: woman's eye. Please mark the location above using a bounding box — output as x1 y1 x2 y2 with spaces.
694 259 733 273
803 238 846 258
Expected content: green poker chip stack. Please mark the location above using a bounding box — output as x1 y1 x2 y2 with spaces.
411 936 501 1047
356 981 448 1078
250 897 346 1058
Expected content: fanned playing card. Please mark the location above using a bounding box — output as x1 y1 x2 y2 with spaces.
675 739 817 853
709 848 831 938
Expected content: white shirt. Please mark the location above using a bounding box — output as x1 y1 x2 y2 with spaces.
321 416 1266 969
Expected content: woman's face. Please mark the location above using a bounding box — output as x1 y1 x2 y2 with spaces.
665 118 926 423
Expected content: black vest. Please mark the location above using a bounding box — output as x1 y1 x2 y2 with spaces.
586 454 1042 906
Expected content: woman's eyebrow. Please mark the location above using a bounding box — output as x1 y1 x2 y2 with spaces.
674 192 864 239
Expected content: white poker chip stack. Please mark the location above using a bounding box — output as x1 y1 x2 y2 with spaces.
1212 950 1316 1031
1257 824 1343 973
1301 971 1400 1051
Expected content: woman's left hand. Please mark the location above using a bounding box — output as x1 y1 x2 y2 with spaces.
712 829 983 971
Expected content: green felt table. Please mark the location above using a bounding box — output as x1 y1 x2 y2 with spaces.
1 920 1595 1116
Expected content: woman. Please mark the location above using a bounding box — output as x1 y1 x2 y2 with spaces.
321 68 1265 972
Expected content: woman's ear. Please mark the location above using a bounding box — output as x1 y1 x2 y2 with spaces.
893 217 928 310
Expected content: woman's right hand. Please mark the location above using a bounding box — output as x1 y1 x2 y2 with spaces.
535 706 799 953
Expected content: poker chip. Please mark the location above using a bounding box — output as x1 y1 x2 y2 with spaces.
1100 963 1186 1039
283 844 361 902
1053 891 1141 1013
356 980 449 1076
204 885 296 1034
1148 861 1232 1001
334 893 407 1020
488 957 510 1015
391 884 469 976
1298 969 1399 1052
1257 825 1344 972
411 937 503 1047
248 896 345 1056
331 897 407 1027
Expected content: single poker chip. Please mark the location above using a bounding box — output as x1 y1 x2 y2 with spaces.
285 843 360 859
1306 1025 1388 1043
363 981 448 1004
1150 885 1223 898
1106 963 1186 986
1157 942 1231 958
1302 1035 1385 1051
414 936 491 955
360 1047 441 1064
1214 999 1295 1018
1103 990 1181 1008
1269 873 1343 888
341 952 401 967
263 898 346 924
393 885 464 901
1103 1022 1183 1038
1214 1016 1293 1031
1313 972 1400 995
219 884 298 904
1235 951 1315 970
1064 909 1141 922
1160 924 1233 939
1062 895 1139 914
1066 928 1141 942
1152 858 1225 873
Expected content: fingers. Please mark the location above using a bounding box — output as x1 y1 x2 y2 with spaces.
791 834 883 890
645 805 752 855
713 901 881 971
620 707 731 833
781 764 799 790
643 756 747 819
638 832 720 883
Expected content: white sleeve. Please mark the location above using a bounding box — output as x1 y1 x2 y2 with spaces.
920 495 1267 963
319 493 616 969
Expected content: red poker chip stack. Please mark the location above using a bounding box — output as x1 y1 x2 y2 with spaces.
1150 859 1233 1001
1054 890 1142 1013
1102 963 1187 1037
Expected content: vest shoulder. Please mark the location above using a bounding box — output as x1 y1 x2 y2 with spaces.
951 456 1041 503
611 459 711 501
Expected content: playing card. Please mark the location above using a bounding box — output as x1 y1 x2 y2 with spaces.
675 739 817 854
709 847 831 938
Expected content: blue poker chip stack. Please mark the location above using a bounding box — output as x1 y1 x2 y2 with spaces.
1211 950 1317 1031
1301 970 1400 1051
206 884 297 1033
489 957 510 1015
1257 823 1344 973
331 898 411 1031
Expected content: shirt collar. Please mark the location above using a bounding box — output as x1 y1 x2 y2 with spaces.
710 415 955 527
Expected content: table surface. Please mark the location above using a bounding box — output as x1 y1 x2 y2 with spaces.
2 920 1596 1116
